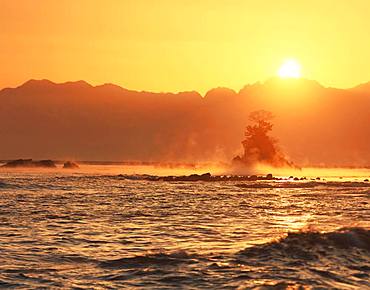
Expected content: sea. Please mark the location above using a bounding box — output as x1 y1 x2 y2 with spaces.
0 165 369 289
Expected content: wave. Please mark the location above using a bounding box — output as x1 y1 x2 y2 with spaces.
234 227 370 288
237 227 369 264
100 250 196 269
96 228 370 288
99 228 369 271
94 229 370 288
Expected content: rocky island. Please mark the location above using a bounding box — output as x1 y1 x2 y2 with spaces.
2 159 57 168
63 161 79 169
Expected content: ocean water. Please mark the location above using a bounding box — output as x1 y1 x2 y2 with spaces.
0 166 369 289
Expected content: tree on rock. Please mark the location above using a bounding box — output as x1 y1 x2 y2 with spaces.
233 110 294 167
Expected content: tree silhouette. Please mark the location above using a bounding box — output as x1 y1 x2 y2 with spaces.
233 110 293 167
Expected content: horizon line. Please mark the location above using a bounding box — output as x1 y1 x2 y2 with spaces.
1 77 369 96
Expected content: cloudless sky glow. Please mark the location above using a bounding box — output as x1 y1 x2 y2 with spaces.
1 0 370 93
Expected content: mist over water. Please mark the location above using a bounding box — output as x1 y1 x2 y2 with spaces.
1 78 370 166
2 162 369 180
0 165 369 288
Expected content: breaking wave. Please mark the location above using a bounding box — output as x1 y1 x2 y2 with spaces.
95 228 370 288
235 227 370 288
238 227 369 258
99 250 197 269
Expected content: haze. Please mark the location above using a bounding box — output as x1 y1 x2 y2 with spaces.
1 78 369 166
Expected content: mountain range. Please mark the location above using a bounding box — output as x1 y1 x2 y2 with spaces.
0 78 369 166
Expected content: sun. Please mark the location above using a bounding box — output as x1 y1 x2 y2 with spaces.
278 59 301 78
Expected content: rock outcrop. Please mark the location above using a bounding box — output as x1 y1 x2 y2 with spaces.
117 173 277 182
63 161 79 169
2 159 56 168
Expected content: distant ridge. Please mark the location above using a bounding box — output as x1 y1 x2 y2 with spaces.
350 81 370 92
0 78 369 166
0 79 203 96
2 77 364 95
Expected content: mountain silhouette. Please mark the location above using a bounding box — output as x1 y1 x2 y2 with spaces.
0 79 369 166
350 81 370 92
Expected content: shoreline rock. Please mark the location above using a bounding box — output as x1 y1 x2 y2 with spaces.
118 173 279 182
63 161 79 169
2 159 56 168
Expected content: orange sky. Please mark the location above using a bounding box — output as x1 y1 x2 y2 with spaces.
1 0 370 93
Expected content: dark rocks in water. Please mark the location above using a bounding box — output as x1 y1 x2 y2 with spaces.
38 160 56 168
63 161 79 169
118 174 160 181
249 175 258 181
201 172 211 179
119 173 278 182
2 159 32 167
2 159 56 168
117 173 330 183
